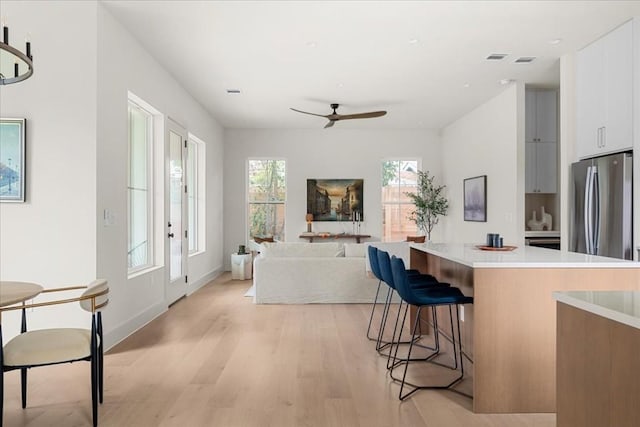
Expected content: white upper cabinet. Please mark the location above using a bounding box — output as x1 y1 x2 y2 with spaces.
525 89 557 194
526 89 557 144
576 20 633 159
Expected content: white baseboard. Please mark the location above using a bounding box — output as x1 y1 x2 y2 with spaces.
187 266 224 296
103 266 223 351
103 301 166 351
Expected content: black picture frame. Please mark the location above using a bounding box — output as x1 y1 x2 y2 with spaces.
463 175 486 222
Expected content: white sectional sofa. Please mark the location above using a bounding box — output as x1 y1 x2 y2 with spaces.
253 242 381 304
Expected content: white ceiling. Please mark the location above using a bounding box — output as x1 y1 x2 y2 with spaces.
103 1 640 130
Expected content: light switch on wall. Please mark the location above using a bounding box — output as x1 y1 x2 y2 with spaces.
103 209 116 226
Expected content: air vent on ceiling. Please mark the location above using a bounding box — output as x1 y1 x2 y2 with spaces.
515 57 536 63
226 89 241 94
486 53 509 60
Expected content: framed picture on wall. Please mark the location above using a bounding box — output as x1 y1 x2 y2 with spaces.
463 175 486 222
306 179 363 221
0 118 26 202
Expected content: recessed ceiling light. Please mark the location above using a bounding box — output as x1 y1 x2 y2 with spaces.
499 79 513 85
549 38 563 45
306 41 317 48
408 38 419 44
515 57 536 64
337 83 344 88
463 83 470 88
486 53 509 60
226 89 241 94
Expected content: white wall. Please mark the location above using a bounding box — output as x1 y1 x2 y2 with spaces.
223 129 442 269
440 84 525 245
0 1 98 340
97 5 225 348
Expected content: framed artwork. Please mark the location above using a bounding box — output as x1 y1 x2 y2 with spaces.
307 179 363 221
0 118 26 202
463 175 486 222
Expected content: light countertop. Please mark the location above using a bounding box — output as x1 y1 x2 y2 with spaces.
409 242 640 269
525 231 561 238
553 291 640 330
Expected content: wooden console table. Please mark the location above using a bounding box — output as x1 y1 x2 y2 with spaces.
298 233 371 243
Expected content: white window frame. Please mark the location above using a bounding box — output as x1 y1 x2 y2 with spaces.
247 158 287 242
381 158 421 242
187 132 206 255
127 92 163 277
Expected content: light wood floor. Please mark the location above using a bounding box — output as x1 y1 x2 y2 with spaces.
3 273 556 426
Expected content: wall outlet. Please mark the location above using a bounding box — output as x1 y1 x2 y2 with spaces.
460 305 465 322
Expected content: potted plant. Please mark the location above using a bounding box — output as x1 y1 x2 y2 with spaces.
405 170 449 241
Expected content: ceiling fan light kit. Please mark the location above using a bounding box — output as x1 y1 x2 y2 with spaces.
290 103 387 128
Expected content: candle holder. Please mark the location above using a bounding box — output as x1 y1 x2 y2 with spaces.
305 213 313 233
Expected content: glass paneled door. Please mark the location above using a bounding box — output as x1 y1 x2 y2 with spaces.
166 120 188 304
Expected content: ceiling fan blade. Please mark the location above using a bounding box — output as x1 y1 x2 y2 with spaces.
290 108 329 118
336 111 387 120
324 120 335 129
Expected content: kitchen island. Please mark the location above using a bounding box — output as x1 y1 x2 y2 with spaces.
409 242 640 414
554 291 640 427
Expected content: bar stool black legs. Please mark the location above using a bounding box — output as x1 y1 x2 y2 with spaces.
388 256 473 401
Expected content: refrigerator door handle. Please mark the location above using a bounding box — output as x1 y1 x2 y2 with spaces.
592 166 600 254
584 166 593 254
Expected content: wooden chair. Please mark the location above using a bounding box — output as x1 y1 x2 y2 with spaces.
0 280 109 427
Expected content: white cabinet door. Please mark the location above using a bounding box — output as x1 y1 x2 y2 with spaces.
525 91 537 143
576 36 605 159
602 20 633 154
525 89 557 194
525 142 536 192
535 142 558 194
535 90 558 144
576 20 633 159
526 89 557 143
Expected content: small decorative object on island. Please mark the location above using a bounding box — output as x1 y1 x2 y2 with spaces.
405 170 449 241
237 245 246 255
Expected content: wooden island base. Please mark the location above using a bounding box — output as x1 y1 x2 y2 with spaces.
410 246 640 413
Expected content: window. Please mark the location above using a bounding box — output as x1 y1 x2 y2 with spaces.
381 160 419 241
248 159 286 241
127 99 154 271
187 134 205 254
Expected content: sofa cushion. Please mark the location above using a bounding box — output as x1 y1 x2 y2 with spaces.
261 242 344 258
344 243 366 258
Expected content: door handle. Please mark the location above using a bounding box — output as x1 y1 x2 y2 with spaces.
168 233 175 238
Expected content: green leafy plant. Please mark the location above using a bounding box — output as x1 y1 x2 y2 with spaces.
405 170 448 240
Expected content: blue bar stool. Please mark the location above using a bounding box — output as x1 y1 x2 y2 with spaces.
366 246 437 341
388 256 474 400
374 249 449 356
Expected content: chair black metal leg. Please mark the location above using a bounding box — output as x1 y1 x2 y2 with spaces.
20 368 27 408
366 280 383 340
91 318 98 427
0 324 3 427
98 312 104 404
389 304 466 400
375 287 393 352
386 300 409 369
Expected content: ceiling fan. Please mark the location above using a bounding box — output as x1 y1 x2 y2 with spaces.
290 103 387 128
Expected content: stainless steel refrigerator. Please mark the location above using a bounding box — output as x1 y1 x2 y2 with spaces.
570 152 633 260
